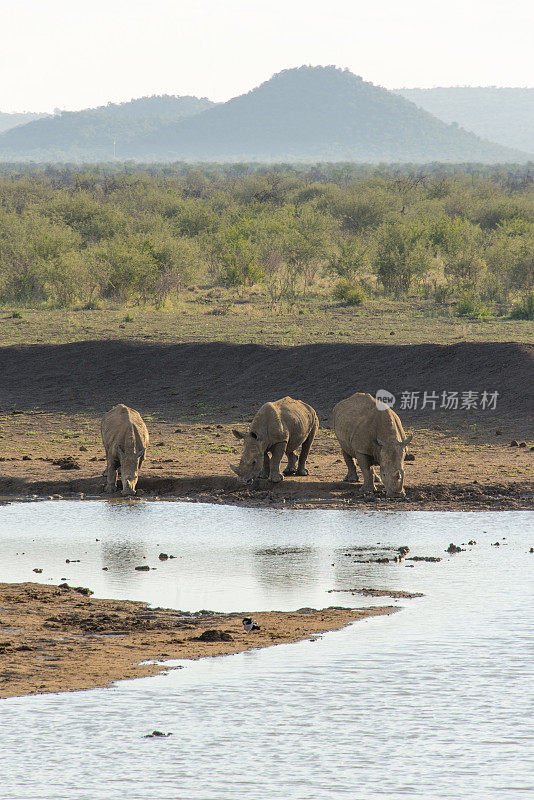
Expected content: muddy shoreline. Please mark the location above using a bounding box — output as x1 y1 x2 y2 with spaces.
0 582 397 699
0 474 532 511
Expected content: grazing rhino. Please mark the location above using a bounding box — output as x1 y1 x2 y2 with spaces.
231 396 319 484
333 392 412 497
101 404 149 496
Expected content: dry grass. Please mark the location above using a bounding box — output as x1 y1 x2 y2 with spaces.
1 291 533 348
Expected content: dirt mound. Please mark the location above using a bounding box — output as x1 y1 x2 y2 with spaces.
0 340 531 421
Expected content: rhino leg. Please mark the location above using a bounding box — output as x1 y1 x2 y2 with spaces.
356 453 375 494
296 427 316 476
283 451 298 476
269 441 286 483
342 451 359 483
104 456 118 493
259 451 271 479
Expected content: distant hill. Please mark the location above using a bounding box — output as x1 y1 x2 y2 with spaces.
0 69 528 163
0 95 214 161
0 111 49 134
124 67 526 163
394 87 534 155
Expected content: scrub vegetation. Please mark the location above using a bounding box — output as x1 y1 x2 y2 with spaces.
0 164 532 327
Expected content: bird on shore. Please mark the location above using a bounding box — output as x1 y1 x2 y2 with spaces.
242 617 261 633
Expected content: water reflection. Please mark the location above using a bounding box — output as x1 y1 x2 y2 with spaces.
0 503 531 800
100 541 147 574
252 546 321 592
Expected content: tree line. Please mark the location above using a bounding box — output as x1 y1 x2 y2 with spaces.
0 164 532 318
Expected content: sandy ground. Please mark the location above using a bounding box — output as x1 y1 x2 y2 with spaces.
0 582 398 699
0 413 532 510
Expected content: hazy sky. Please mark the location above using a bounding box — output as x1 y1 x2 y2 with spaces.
1 0 532 112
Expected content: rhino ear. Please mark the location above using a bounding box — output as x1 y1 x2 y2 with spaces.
402 434 413 447
233 429 245 440
230 464 239 475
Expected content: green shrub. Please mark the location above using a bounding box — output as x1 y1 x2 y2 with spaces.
509 290 534 320
433 284 452 305
333 280 366 306
456 293 494 320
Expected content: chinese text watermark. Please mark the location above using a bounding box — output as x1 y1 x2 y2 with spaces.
375 389 499 411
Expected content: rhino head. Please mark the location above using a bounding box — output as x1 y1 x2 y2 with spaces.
231 429 264 484
376 434 413 497
118 446 145 496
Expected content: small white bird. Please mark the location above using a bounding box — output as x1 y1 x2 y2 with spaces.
242 617 261 633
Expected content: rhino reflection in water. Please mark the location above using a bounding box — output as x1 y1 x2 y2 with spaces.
101 404 149 496
231 396 319 484
333 392 412 497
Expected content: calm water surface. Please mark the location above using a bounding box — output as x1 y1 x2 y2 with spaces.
0 501 532 800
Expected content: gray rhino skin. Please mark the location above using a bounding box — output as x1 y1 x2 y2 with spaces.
333 392 412 497
231 396 319 484
101 404 149 496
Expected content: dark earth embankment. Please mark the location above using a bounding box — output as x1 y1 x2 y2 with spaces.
0 340 532 420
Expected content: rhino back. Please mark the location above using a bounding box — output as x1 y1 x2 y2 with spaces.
101 404 149 453
252 397 316 447
334 393 402 456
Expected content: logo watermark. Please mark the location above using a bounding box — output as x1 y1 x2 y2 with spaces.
375 389 396 411
375 390 499 411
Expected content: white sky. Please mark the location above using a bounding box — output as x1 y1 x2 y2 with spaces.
1 0 532 112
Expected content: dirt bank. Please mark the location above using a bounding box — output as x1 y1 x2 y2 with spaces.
0 413 531 510
0 582 396 699
0 340 532 419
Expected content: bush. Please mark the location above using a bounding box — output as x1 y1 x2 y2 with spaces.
333 280 366 305
432 284 452 304
374 222 433 297
0 165 531 308
509 290 534 320
456 293 494 320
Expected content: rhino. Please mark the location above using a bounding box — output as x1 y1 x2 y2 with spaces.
333 392 412 497
231 396 319 484
101 404 149 496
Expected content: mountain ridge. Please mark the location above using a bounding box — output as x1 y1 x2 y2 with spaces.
394 87 534 155
124 68 526 162
0 95 214 161
0 68 528 163
0 111 50 134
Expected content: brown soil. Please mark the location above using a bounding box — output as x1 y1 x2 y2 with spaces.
0 340 532 417
0 582 397 699
0 340 532 510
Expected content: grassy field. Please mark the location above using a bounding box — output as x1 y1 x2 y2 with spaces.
1 292 533 348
